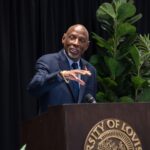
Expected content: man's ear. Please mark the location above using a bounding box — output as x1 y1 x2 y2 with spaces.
61 33 66 44
85 41 90 50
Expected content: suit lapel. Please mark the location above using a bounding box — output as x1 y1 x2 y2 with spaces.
58 50 77 101
78 59 89 103
58 50 70 70
58 50 89 103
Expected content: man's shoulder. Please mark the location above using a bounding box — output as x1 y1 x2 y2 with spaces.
39 52 59 60
37 50 64 63
81 58 94 67
81 58 96 70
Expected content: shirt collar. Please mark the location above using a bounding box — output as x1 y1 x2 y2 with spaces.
63 50 81 68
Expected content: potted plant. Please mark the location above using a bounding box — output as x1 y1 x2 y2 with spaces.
90 0 150 102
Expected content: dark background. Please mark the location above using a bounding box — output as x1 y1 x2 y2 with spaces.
0 0 149 149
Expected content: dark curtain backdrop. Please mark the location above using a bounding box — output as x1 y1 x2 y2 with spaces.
0 0 150 149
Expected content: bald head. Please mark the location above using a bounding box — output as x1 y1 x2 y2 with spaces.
62 24 90 61
66 24 89 41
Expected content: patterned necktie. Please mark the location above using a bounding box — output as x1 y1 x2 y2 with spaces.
71 63 79 102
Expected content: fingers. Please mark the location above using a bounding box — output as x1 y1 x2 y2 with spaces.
66 73 85 85
84 66 88 70
75 79 85 85
60 69 91 85
71 69 91 76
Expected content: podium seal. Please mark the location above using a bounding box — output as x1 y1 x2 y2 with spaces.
84 118 142 150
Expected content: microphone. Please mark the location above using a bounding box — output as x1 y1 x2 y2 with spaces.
84 93 96 103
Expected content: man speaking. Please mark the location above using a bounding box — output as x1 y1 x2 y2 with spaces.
27 24 97 113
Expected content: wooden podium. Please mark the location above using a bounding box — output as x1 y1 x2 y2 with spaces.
21 103 150 150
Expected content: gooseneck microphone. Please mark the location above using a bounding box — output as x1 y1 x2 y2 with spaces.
84 93 96 103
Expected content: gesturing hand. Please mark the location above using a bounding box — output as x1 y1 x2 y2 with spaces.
60 69 91 85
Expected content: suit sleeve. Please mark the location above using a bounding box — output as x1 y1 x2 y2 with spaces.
27 58 63 96
88 66 97 99
93 67 97 98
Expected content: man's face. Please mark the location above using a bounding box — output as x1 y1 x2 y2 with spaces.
62 25 89 61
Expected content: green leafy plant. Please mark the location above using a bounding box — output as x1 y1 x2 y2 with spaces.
90 0 150 102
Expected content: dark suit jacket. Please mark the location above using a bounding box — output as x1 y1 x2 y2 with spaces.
28 49 97 112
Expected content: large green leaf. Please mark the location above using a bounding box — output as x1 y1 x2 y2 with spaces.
118 34 137 58
117 23 136 38
131 75 145 88
117 3 136 22
104 57 125 78
100 20 113 34
113 0 127 11
97 3 116 20
103 77 118 87
92 32 112 51
130 45 140 70
92 32 106 48
126 13 142 24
